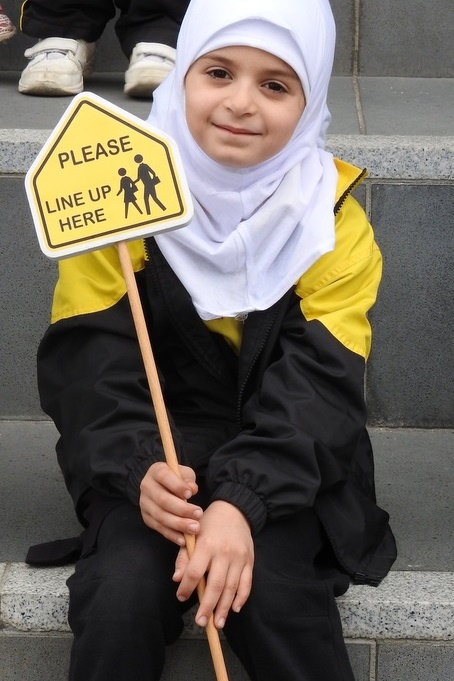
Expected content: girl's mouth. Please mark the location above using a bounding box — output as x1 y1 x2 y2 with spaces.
214 123 259 136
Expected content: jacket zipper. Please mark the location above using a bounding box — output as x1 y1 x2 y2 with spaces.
143 237 152 261
236 314 278 427
334 167 367 216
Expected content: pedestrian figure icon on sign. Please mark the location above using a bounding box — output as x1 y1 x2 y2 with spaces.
117 167 142 219
134 153 166 214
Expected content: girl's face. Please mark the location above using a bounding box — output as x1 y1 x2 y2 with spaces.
184 46 306 168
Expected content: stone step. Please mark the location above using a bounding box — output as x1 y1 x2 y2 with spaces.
0 422 453 680
1 423 453 570
2 564 453 643
1 72 453 140
1 563 453 681
1 0 453 77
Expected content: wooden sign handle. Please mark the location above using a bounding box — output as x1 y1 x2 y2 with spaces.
117 241 229 681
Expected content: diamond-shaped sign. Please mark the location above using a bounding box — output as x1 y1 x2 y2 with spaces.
25 92 193 259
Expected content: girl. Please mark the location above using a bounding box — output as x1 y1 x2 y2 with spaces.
36 0 397 679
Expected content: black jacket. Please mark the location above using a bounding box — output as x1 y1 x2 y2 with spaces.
37 159 397 585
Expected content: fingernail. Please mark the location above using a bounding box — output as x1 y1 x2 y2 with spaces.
217 617 225 629
184 489 192 499
197 616 207 627
188 522 199 532
193 508 203 519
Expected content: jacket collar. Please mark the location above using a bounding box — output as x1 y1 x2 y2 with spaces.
333 158 367 214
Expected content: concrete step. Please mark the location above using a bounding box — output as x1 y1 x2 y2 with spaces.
1 423 453 569
1 0 453 77
1 72 453 138
0 423 453 680
0 564 453 681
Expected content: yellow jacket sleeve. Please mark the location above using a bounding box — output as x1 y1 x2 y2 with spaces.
51 239 145 324
296 194 382 360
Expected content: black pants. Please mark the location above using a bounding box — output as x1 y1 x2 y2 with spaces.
20 0 189 57
67 497 356 681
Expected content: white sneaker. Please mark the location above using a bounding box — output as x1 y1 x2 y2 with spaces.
124 42 176 98
18 37 96 96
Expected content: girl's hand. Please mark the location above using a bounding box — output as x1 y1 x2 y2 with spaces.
172 500 254 629
139 461 203 546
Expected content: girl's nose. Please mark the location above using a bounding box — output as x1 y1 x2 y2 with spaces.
226 82 256 115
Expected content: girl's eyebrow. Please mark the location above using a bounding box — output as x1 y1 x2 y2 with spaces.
197 53 236 67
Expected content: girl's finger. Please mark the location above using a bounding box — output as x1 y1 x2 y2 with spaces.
231 563 253 613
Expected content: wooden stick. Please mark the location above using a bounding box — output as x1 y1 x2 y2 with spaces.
117 241 229 681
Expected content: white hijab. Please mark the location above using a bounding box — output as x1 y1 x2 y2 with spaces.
148 0 338 320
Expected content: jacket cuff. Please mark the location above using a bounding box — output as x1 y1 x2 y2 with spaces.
126 457 154 506
210 481 268 536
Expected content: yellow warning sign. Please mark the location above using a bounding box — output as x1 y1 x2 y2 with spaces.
25 92 193 259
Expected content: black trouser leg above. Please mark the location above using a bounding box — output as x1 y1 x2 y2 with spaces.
67 497 355 681
223 509 356 681
20 0 190 56
114 0 189 58
20 0 116 41
67 502 189 681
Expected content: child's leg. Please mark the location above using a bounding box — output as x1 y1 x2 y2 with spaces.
114 0 189 57
67 500 189 681
19 0 115 42
223 509 355 681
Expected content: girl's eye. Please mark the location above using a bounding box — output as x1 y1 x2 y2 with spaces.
207 68 230 80
264 81 287 93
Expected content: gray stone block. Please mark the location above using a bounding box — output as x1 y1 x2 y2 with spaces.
377 642 454 681
328 135 454 181
4 564 453 642
360 0 454 77
0 177 55 418
0 421 80 563
370 429 454 573
0 633 71 681
161 639 372 681
162 640 248 681
339 572 454 641
367 183 453 427
0 634 371 681
0 72 151 132
328 77 361 134
359 77 454 136
345 641 372 681
329 0 355 77
1 423 453 572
